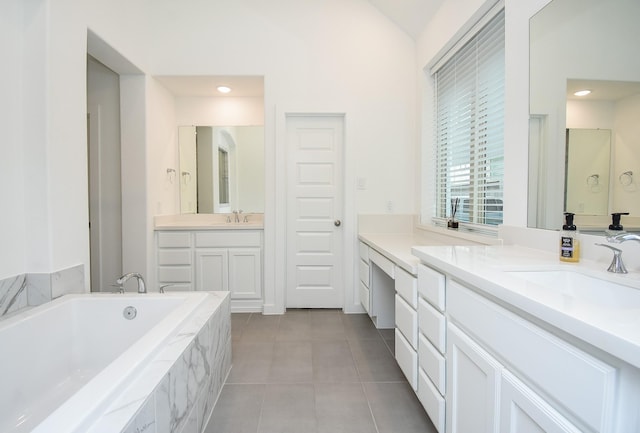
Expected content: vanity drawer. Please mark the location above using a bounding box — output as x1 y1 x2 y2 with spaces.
419 333 445 395
369 249 395 278
418 296 446 354
418 367 446 433
395 329 418 391
158 266 192 283
395 294 418 349
418 264 445 312
395 267 417 309
158 249 192 266
448 280 617 433
195 231 261 248
359 241 369 262
157 231 192 248
359 281 370 315
359 259 370 287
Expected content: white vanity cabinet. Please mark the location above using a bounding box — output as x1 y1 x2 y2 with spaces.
394 267 418 391
416 264 447 433
358 241 371 314
446 279 616 433
156 229 263 311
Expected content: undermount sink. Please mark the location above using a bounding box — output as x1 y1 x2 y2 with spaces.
505 270 640 309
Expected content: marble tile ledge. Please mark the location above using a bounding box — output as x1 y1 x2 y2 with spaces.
0 264 84 319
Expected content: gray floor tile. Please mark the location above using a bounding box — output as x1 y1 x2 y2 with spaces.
210 311 432 433
310 310 348 340
268 340 313 383
277 312 312 341
314 383 377 433
227 341 274 384
240 314 281 342
231 313 252 341
258 384 318 433
342 314 384 340
364 382 437 433
205 384 265 433
312 340 360 383
348 338 406 382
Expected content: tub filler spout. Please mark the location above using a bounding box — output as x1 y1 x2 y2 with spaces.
116 272 147 293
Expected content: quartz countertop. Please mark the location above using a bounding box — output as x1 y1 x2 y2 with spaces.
412 244 640 368
154 214 264 230
358 230 483 275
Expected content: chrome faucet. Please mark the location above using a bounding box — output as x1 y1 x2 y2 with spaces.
595 243 627 274
116 272 147 293
607 233 640 244
233 210 243 223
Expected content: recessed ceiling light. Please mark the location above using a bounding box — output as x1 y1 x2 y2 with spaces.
217 86 231 94
574 89 591 96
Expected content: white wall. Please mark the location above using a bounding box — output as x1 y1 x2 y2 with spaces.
0 0 27 278
0 0 418 304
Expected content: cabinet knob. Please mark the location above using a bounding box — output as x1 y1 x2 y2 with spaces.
334 219 342 227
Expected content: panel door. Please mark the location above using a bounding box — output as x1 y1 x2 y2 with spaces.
195 249 228 292
500 371 582 433
285 114 344 308
228 247 261 299
447 323 501 433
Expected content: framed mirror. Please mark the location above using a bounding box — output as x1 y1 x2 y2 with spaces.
528 0 640 231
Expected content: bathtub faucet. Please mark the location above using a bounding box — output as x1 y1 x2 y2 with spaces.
116 272 147 294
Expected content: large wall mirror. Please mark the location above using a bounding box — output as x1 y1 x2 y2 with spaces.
179 125 264 213
528 0 640 231
155 75 265 215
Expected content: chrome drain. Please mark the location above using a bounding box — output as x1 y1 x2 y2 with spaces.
123 306 137 320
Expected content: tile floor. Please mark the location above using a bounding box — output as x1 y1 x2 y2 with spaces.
205 309 437 433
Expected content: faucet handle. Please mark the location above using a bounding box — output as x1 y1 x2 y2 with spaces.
595 243 628 274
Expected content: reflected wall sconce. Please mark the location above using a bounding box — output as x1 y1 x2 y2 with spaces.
182 171 192 185
619 171 634 186
166 168 176 184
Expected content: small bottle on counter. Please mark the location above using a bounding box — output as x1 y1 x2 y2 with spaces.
560 212 580 262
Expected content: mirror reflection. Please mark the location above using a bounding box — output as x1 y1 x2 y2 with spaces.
565 128 610 216
528 0 640 231
179 125 264 214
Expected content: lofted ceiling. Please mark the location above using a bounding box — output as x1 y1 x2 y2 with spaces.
155 1 443 97
366 0 445 39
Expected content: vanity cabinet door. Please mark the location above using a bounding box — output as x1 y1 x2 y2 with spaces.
228 248 262 299
500 371 582 433
447 323 500 433
195 249 228 292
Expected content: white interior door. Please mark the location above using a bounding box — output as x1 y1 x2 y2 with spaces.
286 114 344 308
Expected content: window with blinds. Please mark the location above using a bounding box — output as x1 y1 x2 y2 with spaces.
433 9 505 228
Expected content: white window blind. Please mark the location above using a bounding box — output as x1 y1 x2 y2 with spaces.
433 9 505 228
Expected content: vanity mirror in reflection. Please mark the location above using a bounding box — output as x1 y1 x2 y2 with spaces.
179 125 264 214
528 0 640 231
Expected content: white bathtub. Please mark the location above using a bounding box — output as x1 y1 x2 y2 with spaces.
0 291 231 433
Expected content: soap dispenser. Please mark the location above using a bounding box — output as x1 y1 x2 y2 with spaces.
560 212 580 262
607 212 629 235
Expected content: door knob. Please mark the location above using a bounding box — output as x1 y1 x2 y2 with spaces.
334 219 341 227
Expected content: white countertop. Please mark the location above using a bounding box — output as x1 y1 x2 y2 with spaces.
154 214 264 230
412 245 640 369
358 229 484 275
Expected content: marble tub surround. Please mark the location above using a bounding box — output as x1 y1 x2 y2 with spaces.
411 244 640 368
94 292 231 433
0 264 84 318
0 291 230 433
154 213 264 230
